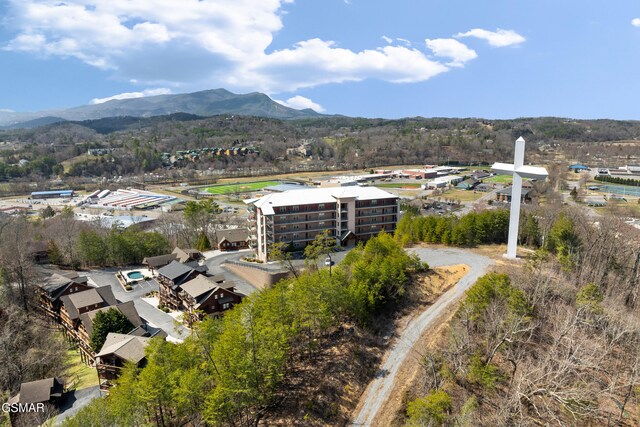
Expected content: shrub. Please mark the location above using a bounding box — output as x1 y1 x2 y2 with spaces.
406 389 452 426
467 354 502 390
576 283 604 315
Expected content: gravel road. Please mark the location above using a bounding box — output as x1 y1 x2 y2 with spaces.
351 247 494 426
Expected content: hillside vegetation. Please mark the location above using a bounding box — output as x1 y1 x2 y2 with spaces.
1 115 639 185
398 206 640 426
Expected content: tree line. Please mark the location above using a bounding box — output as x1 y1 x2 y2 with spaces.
395 210 511 247
595 174 640 187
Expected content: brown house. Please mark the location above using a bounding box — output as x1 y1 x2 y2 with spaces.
28 241 50 264
142 247 204 274
7 378 65 426
59 286 118 332
495 186 533 203
142 253 178 273
95 333 151 392
178 275 242 325
59 286 118 363
156 261 208 310
75 302 144 362
216 228 251 251
36 273 92 321
172 247 204 263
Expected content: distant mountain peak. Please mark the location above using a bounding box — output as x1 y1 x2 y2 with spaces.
0 89 323 128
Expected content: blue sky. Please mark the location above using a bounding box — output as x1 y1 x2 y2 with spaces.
1 0 639 119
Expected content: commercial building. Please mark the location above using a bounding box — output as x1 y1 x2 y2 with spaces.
31 190 74 199
246 187 399 261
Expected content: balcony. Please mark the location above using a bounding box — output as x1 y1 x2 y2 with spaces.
355 209 397 218
274 215 336 225
356 218 397 226
275 223 336 234
274 205 337 215
355 200 397 209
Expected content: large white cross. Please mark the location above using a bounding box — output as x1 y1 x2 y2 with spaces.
492 137 548 259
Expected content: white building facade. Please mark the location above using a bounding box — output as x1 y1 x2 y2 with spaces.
246 187 399 261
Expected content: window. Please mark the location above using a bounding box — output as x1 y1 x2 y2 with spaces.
223 303 230 309
318 203 325 209
215 294 219 299
371 200 378 205
319 221 325 226
292 205 299 212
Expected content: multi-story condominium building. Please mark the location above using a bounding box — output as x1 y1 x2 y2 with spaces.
246 186 399 261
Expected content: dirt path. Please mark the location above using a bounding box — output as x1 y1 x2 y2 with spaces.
351 248 494 426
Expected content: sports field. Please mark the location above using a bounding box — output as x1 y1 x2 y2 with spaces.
375 183 422 189
483 175 512 183
205 181 280 195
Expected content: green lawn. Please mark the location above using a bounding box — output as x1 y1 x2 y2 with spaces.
63 347 99 390
375 183 422 189
440 189 486 202
483 175 512 183
205 180 280 195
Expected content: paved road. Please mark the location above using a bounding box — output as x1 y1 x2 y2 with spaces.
351 247 494 427
53 385 101 426
203 249 258 296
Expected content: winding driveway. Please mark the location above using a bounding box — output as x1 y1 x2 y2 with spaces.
351 247 494 426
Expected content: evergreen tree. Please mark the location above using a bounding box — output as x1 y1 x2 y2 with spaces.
47 240 63 265
90 308 135 352
40 205 55 219
196 232 212 252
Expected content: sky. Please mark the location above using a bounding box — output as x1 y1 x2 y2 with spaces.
0 0 640 119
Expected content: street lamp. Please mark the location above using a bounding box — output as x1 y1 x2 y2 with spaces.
325 253 333 276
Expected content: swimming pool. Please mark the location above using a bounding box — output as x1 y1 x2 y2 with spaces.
127 271 144 280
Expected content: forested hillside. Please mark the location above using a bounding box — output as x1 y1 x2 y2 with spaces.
1 115 639 183
397 205 640 426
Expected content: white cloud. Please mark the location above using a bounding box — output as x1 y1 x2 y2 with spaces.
456 28 526 47
275 96 325 112
245 39 449 92
3 1 524 95
425 38 477 67
90 88 172 104
380 36 412 47
0 109 15 113
632 18 640 27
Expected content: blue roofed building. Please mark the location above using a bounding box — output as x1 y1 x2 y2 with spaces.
568 164 590 173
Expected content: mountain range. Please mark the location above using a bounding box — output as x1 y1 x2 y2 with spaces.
0 89 323 128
